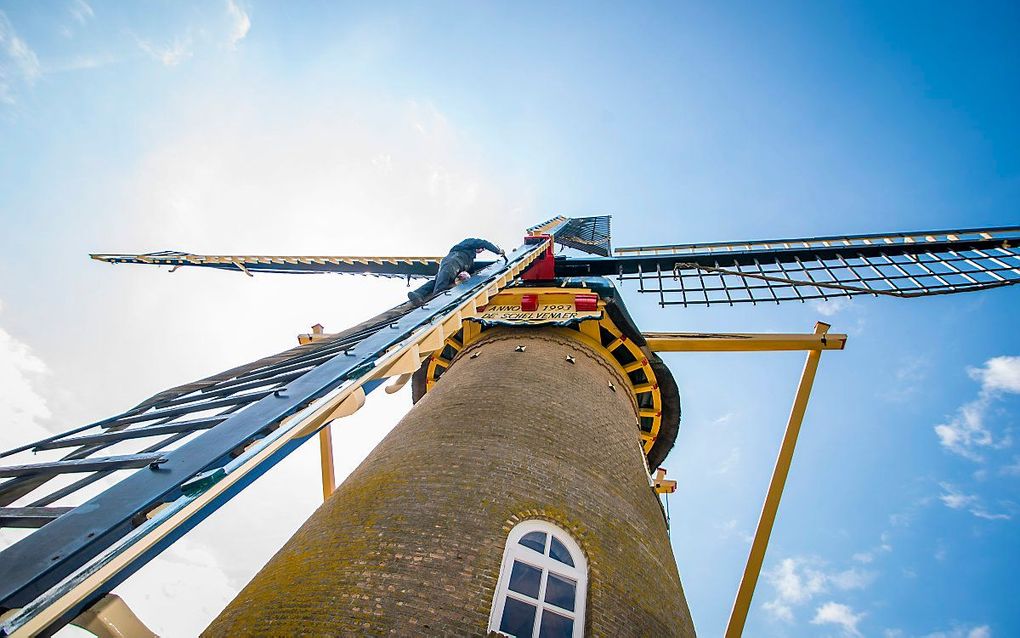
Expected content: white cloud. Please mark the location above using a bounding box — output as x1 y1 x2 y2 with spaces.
889 497 934 529
44 54 116 73
938 483 1011 521
0 10 41 104
0 301 52 446
763 600 794 623
828 567 875 590
768 558 828 605
761 557 874 623
711 411 735 426
934 400 996 461
880 531 893 552
226 0 250 49
716 519 753 544
934 356 1020 462
713 446 740 474
970 356 1020 394
0 300 57 552
70 0 94 25
813 297 849 316
922 624 992 638
1000 456 1020 476
938 483 978 510
882 356 931 402
811 601 864 637
850 529 893 564
138 35 193 66
969 508 1011 521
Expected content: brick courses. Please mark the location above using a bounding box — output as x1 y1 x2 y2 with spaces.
204 326 695 637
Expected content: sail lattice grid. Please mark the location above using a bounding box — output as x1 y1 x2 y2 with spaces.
611 226 1020 306
553 215 612 256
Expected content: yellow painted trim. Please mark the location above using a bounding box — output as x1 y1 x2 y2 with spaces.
622 360 645 373
579 319 601 342
527 215 568 236
295 387 367 438
384 373 413 394
372 344 422 379
418 326 447 354
421 287 663 453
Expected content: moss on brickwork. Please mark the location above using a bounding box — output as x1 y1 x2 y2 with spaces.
204 327 695 637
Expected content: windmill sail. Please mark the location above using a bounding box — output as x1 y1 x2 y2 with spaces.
90 251 444 278
558 225 1020 306
90 216 615 278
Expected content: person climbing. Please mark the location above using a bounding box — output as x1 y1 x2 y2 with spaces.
408 238 505 305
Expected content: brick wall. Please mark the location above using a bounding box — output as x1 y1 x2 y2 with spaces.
205 326 695 637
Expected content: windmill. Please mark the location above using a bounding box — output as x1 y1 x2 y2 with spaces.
0 216 1017 637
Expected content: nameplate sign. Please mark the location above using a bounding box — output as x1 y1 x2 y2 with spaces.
474 303 601 326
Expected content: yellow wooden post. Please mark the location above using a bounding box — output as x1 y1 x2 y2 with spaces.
724 322 830 637
318 426 336 501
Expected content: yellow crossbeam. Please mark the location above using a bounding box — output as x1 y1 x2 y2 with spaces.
643 331 846 352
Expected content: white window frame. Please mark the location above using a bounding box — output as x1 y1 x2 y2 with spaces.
488 519 588 638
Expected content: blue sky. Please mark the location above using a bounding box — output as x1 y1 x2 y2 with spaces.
0 2 1018 636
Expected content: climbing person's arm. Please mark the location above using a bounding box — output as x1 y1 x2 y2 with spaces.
456 238 503 255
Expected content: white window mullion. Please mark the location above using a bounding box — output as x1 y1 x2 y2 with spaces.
532 569 551 638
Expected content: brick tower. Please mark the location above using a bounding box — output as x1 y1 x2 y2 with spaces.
205 282 694 636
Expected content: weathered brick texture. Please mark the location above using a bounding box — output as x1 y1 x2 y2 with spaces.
205 326 695 637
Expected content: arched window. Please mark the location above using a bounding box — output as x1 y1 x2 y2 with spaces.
488 520 588 638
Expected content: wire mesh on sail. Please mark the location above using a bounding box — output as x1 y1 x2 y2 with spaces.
553 215 612 256
612 226 1020 306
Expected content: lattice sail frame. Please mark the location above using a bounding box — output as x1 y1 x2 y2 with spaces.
529 215 612 256
610 226 1020 306
90 251 443 278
